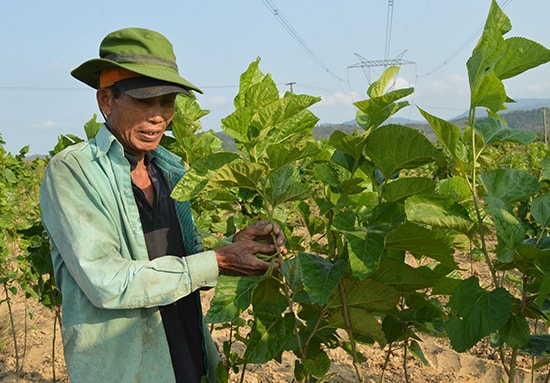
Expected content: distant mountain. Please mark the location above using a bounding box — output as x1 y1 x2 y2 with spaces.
317 98 550 140
335 98 550 125
216 98 550 150
451 98 550 120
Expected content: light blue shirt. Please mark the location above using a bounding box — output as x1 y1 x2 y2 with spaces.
40 125 219 383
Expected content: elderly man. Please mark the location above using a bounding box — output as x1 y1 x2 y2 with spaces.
40 27 285 383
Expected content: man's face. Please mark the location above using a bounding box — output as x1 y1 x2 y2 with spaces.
98 89 177 156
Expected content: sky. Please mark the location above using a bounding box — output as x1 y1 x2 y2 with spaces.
1 0 550 155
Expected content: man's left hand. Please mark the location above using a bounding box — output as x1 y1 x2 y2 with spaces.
233 220 288 256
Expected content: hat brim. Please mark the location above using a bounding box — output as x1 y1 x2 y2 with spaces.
113 77 193 98
71 58 203 94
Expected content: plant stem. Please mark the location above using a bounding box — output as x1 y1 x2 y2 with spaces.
338 280 363 383
52 306 62 383
508 274 531 383
328 205 362 381
469 107 477 197
509 348 518 383
380 343 393 383
303 309 325 357
226 324 233 371
267 215 306 361
327 209 337 262
278 252 305 359
468 108 499 288
472 195 499 287
403 329 410 383
239 360 248 383
3 283 19 375
498 346 511 377
22 300 28 371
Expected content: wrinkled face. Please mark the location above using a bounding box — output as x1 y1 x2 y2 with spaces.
97 88 177 156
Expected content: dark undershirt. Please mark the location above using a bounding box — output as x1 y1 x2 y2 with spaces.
126 152 206 383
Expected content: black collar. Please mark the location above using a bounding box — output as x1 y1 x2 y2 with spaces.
124 151 155 171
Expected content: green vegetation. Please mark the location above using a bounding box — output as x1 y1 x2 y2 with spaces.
1 1 550 382
0 135 53 377
170 2 550 382
214 106 550 152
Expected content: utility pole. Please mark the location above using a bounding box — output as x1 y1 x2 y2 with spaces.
543 107 548 145
286 82 296 93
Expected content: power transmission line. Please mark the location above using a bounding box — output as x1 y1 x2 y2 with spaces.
347 1 415 87
0 86 87 91
0 83 291 92
260 0 344 81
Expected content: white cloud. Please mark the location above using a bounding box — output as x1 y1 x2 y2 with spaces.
526 81 550 95
420 73 469 98
307 91 361 123
32 120 71 130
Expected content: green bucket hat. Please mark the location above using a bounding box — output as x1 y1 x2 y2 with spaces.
71 27 202 97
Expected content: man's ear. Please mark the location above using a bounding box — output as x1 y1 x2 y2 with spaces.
96 88 113 117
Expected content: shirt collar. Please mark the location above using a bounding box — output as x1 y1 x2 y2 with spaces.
124 151 155 170
95 125 157 168
95 125 120 157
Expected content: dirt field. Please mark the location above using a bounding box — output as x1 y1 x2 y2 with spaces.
0 254 548 383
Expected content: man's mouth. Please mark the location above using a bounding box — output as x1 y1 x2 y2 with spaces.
138 130 162 141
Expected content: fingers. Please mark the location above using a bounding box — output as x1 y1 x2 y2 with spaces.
232 221 267 242
254 241 278 255
272 226 287 252
236 221 283 241
237 239 277 256
265 222 287 254
248 224 287 255
216 251 271 276
226 258 271 276
250 220 274 236
215 240 280 276
231 220 288 255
